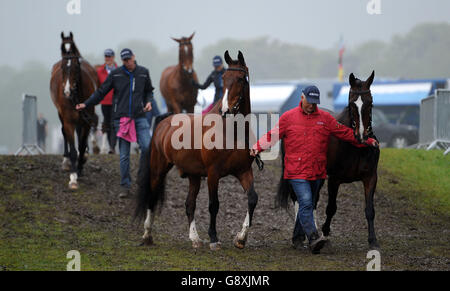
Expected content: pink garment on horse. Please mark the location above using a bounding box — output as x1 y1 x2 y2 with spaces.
116 117 137 143
202 103 215 115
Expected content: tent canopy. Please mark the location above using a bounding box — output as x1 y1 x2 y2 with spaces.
334 82 433 109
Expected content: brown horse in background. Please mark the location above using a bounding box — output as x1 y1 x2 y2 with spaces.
160 32 199 113
50 32 99 189
136 51 259 251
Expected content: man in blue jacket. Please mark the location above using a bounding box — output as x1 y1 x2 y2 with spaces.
76 48 153 198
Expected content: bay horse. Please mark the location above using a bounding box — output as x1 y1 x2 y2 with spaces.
277 71 380 249
135 51 259 250
50 32 99 189
160 32 199 113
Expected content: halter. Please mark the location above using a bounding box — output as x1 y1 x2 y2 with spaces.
348 89 374 137
225 67 249 114
61 55 96 127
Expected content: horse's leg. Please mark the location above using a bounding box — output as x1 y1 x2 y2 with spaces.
234 170 258 249
185 175 202 248
141 155 172 245
206 170 221 250
363 174 379 249
321 177 340 238
59 114 70 170
64 123 78 189
77 124 89 176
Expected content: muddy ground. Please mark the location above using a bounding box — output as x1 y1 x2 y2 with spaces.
0 154 448 270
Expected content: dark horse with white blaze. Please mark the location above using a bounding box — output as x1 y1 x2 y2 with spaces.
160 33 199 113
50 32 99 189
136 51 258 250
277 71 380 249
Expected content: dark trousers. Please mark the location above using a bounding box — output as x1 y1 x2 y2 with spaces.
101 105 116 150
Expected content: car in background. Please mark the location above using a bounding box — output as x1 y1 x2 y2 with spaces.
372 109 418 148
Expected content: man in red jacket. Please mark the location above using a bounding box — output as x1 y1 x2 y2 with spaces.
250 86 378 254
97 49 118 154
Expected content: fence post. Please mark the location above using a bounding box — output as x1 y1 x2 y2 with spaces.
14 94 44 155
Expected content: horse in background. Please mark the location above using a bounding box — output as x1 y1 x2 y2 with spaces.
50 32 100 189
277 71 380 249
160 32 199 113
136 51 259 251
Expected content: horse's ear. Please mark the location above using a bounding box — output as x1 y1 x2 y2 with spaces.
366 70 375 87
237 51 246 66
188 32 195 41
349 73 356 87
61 32 64 39
69 32 73 39
171 37 181 43
224 50 232 65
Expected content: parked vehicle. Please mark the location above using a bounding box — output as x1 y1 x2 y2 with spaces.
372 109 418 148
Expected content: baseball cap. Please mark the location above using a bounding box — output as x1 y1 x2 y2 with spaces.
104 49 115 57
302 85 320 104
120 48 133 60
212 55 223 67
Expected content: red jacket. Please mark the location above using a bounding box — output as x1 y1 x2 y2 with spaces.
96 63 117 105
253 102 369 180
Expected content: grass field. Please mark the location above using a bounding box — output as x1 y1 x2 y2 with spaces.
0 150 448 271
378 149 450 217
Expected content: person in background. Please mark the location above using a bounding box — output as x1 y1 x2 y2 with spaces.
97 48 118 154
76 48 154 199
37 113 48 152
193 55 226 114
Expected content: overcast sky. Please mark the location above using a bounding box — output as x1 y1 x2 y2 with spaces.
1 0 449 68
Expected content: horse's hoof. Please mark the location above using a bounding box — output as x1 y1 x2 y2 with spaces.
68 182 78 190
369 241 380 250
192 240 203 249
140 236 154 246
62 158 70 171
233 236 246 249
209 242 221 251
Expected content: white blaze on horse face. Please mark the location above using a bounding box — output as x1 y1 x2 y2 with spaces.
67 59 71 67
354 96 364 140
65 43 71 52
237 211 250 241
184 45 188 55
221 89 229 116
64 79 71 97
189 219 201 243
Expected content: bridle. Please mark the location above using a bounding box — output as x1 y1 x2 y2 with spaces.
224 67 249 114
348 89 374 138
61 53 96 128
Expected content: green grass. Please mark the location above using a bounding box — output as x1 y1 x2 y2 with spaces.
379 148 450 217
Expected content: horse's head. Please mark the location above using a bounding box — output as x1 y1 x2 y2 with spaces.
220 50 250 117
172 32 195 74
348 71 375 143
60 32 81 98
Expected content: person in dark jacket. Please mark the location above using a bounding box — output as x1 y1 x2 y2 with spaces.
76 48 153 198
250 86 379 254
193 55 226 113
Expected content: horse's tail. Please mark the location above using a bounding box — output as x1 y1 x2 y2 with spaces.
276 140 296 209
134 112 173 222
